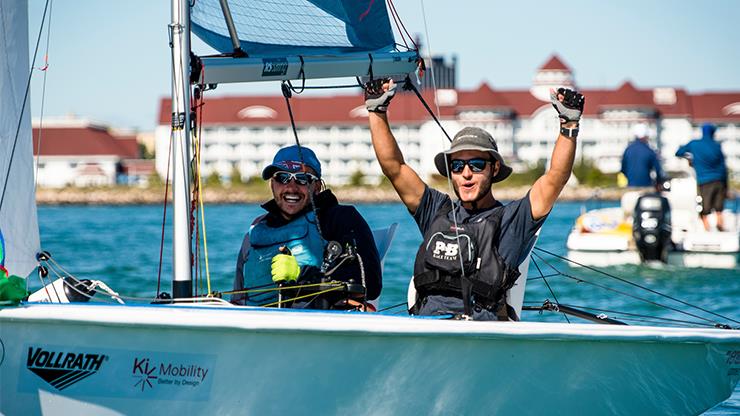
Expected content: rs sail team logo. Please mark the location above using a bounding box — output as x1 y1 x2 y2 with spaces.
26 346 107 390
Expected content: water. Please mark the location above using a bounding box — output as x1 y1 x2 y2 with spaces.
36 201 739 413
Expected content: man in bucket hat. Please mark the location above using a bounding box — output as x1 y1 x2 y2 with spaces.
365 80 584 320
233 145 381 310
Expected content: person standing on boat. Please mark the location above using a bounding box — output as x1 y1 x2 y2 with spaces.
620 123 665 188
233 145 382 309
364 80 584 321
675 123 729 231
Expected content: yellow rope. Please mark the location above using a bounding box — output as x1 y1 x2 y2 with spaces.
261 286 345 308
222 281 345 296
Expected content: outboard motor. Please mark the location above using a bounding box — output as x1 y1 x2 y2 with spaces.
632 193 672 262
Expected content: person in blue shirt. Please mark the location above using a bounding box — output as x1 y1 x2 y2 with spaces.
675 123 729 231
233 145 381 309
620 123 664 188
365 79 584 321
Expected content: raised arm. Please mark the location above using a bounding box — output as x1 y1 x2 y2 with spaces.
530 88 585 220
365 80 426 213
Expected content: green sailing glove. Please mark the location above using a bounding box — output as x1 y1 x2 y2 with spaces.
0 275 29 305
271 253 300 283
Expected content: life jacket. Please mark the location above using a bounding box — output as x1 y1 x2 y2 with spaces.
242 212 326 305
412 200 520 320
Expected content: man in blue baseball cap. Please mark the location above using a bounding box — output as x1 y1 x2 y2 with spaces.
233 145 382 310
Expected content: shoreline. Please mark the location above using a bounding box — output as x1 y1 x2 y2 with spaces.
35 185 630 205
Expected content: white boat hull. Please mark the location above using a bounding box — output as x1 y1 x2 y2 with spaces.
2 303 739 415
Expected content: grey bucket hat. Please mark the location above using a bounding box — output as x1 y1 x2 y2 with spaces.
434 127 513 182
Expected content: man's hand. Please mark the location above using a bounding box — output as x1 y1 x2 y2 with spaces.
271 253 300 283
550 88 585 124
365 78 397 113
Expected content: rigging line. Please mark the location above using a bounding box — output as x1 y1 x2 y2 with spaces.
33 0 54 190
195 83 212 295
225 281 346 296
405 78 468 312
405 80 451 142
387 0 418 50
385 0 408 48
289 84 362 90
608 316 715 327
533 247 740 325
419 0 440 117
554 303 717 328
38 266 118 304
281 82 324 239
526 272 561 281
377 301 407 312
260 285 345 308
531 257 570 323
530 251 725 326
0 0 51 215
156 130 174 295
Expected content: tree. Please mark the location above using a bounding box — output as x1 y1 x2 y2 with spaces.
138 143 155 160
572 159 615 187
206 171 222 187
230 165 244 186
147 171 163 188
349 170 365 187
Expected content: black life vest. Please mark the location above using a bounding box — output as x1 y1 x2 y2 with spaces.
412 200 521 319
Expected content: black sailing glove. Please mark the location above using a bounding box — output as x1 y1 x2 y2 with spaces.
364 78 397 113
550 88 585 124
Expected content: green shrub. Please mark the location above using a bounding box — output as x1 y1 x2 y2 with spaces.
349 170 365 187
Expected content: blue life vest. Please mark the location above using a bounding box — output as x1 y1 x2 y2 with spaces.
242 212 326 305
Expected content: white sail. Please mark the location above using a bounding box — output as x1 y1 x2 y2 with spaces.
0 0 40 278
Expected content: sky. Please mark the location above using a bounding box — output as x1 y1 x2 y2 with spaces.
27 0 740 132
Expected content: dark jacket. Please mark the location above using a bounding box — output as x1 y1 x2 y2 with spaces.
621 139 664 187
233 190 382 304
675 124 727 185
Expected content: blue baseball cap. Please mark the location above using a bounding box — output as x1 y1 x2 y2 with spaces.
261 145 322 180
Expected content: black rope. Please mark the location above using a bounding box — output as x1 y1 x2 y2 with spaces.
294 83 362 90
377 302 408 313
530 257 570 323
531 249 736 326
533 247 740 325
404 77 452 142
280 81 324 239
0 0 52 215
526 272 561 281
285 56 306 94
550 303 719 328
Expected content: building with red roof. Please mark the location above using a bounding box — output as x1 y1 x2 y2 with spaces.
154 54 740 184
33 118 153 187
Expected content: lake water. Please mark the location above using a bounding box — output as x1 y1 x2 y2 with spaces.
35 201 739 413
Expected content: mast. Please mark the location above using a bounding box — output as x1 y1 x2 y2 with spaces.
170 0 193 299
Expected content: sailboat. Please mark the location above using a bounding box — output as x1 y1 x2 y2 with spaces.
1 1 739 414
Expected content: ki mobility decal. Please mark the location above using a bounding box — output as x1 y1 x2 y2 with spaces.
132 356 210 392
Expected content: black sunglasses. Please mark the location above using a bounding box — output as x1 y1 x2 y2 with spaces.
449 158 491 173
272 171 318 186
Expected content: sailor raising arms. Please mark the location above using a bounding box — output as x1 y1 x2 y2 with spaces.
233 146 381 310
365 79 585 320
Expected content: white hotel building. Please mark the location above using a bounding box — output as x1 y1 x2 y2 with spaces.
155 55 740 185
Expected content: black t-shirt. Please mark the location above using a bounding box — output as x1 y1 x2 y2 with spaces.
413 186 546 269
234 190 382 304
